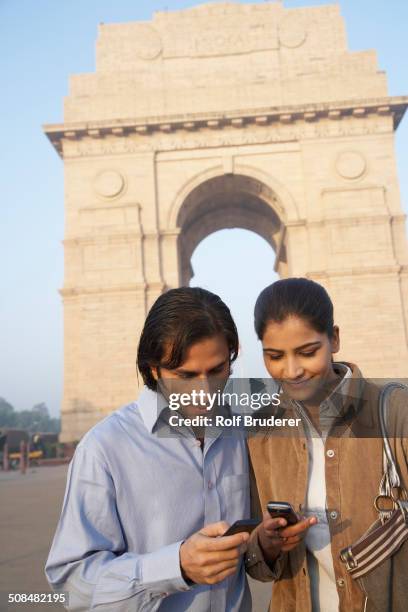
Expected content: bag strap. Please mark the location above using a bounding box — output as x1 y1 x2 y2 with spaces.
377 383 408 522
378 383 406 489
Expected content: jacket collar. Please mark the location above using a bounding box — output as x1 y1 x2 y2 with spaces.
337 361 374 428
279 361 372 428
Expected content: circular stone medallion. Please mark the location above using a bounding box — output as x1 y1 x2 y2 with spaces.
133 25 162 60
279 16 307 48
336 151 367 180
94 171 125 199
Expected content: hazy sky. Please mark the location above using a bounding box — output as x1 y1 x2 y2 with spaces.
1 0 407 416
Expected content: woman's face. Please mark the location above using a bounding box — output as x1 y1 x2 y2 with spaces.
261 315 340 404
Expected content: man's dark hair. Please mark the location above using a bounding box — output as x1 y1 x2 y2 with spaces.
254 277 334 340
137 287 239 390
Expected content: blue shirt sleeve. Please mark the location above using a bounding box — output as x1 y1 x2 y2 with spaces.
44 443 192 611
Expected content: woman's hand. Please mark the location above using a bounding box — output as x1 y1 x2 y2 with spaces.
257 511 318 562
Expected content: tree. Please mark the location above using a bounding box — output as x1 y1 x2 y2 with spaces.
32 402 49 418
0 397 17 427
0 398 61 433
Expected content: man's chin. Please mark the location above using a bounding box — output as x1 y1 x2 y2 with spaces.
181 406 213 418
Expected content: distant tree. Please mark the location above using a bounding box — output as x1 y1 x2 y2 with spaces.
32 402 49 418
18 410 37 430
0 397 17 428
45 417 61 434
0 398 60 433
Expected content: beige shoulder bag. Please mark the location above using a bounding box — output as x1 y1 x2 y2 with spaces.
340 383 408 579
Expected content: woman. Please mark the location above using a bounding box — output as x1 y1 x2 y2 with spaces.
247 277 408 612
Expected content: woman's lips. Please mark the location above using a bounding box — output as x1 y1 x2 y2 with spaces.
284 379 312 387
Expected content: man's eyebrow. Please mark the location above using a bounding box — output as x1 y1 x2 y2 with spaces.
263 341 322 353
174 368 198 375
175 358 229 375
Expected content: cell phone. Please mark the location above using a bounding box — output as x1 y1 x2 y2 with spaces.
223 519 260 536
267 501 298 526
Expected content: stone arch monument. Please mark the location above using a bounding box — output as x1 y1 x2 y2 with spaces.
44 1 408 442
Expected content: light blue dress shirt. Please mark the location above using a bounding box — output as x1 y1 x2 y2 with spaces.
45 387 251 611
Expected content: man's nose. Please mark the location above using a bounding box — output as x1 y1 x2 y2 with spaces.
196 375 211 393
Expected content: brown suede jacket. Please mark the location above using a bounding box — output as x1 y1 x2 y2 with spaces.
245 362 408 612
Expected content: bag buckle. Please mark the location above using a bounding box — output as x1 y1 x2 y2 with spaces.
374 494 396 513
340 546 358 571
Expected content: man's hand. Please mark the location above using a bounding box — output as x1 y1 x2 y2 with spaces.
256 511 318 563
180 521 249 585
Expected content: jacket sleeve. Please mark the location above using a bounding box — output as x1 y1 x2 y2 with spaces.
244 446 287 582
45 444 192 611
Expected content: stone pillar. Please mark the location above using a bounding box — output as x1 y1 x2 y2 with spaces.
298 124 408 378
59 154 158 442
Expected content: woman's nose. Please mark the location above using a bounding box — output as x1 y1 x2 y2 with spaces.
284 358 304 380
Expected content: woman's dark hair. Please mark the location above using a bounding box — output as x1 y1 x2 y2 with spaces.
137 287 239 390
254 278 334 340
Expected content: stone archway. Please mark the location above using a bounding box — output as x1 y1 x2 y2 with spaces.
175 174 285 285
44 1 408 441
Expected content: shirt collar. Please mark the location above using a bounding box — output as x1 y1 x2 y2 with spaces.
137 386 169 433
136 385 235 434
320 362 353 411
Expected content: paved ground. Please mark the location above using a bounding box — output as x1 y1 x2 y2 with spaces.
0 465 271 612
0 466 67 612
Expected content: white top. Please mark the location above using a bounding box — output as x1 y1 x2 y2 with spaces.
297 363 352 612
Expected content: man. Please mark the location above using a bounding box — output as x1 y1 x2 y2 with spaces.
45 287 311 611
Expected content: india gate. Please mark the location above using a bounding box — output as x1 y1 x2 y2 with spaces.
44 1 408 442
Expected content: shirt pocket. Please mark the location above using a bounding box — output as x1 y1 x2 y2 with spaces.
221 473 249 493
220 473 250 523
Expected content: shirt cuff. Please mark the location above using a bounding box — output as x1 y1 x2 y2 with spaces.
142 540 194 595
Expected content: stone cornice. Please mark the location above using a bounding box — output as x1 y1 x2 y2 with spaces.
44 96 408 157
307 264 406 280
62 228 182 247
59 282 166 299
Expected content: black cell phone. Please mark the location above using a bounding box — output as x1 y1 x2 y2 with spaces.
267 501 298 526
223 519 260 536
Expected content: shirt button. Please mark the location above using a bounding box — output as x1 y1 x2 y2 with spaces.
326 449 335 458
208 481 214 489
337 578 345 588
330 510 338 520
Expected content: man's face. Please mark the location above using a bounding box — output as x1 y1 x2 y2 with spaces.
151 334 231 417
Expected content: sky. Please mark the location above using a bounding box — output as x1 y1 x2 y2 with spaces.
1 0 407 417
